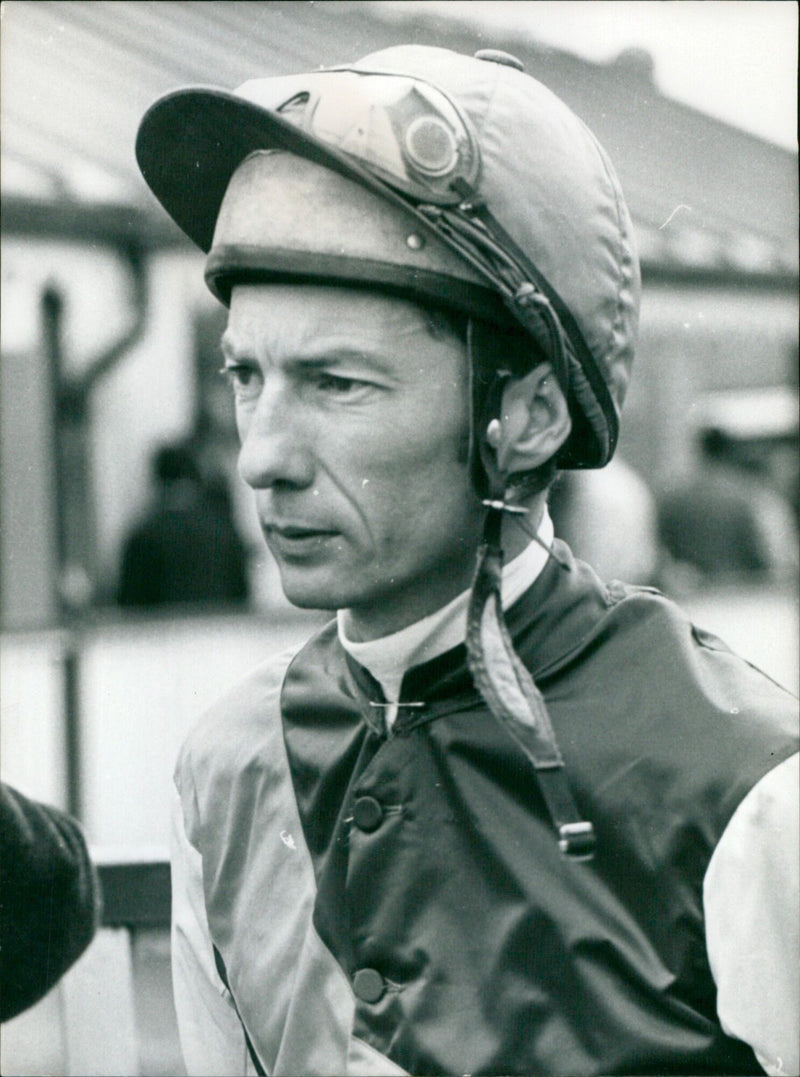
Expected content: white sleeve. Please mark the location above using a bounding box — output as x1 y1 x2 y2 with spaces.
703 752 799 1077
171 783 254 1077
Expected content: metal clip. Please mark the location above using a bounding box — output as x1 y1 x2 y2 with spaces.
481 498 529 516
368 701 425 709
558 821 596 860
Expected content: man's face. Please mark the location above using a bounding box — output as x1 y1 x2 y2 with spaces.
223 284 486 639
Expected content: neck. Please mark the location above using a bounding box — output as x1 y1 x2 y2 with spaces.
342 493 547 643
501 493 546 562
342 560 476 642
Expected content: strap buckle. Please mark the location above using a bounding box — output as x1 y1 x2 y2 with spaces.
558 821 596 860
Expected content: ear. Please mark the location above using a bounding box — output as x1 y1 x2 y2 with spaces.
486 364 571 475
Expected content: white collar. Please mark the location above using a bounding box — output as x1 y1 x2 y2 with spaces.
338 507 554 726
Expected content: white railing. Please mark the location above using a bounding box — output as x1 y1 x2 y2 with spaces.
1 854 176 1077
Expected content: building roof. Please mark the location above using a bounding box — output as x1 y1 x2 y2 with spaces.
2 0 796 277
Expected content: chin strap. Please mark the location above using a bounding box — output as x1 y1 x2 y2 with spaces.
465 328 595 861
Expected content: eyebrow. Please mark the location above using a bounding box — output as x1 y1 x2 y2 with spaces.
220 335 398 377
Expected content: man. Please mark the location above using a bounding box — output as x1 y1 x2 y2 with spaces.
136 45 798 1076
118 441 249 608
658 426 799 582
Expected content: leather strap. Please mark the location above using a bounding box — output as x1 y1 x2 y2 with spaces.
465 517 596 860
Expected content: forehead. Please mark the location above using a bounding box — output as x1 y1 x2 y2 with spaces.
223 283 465 365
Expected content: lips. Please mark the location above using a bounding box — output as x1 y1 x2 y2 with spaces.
263 521 339 555
265 522 337 539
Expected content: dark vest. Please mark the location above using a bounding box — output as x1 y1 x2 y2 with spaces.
280 545 798 1075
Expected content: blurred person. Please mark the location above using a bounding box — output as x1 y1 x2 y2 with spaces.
549 454 660 584
118 441 249 608
743 433 799 530
658 427 799 582
0 783 100 1021
136 46 798 1076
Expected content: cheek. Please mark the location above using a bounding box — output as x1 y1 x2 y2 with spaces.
325 370 474 532
362 431 479 551
364 421 471 500
376 378 471 475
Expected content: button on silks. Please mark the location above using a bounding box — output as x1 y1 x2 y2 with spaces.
353 796 383 832
353 968 385 1003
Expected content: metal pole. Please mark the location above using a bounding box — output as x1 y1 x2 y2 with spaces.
40 250 149 823
42 284 83 820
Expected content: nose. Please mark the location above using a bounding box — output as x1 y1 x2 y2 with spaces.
236 376 314 491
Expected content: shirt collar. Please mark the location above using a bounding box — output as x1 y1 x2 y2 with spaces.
338 508 554 722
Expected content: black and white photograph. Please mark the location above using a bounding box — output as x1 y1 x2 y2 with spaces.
1 2 797 1074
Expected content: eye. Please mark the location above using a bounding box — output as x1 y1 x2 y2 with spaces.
313 372 365 395
219 363 262 403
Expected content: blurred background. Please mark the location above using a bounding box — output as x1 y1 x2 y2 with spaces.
1 2 797 1073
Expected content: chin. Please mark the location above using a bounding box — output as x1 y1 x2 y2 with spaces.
281 590 336 612
277 568 358 613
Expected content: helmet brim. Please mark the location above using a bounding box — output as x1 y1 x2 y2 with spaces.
136 86 519 329
137 87 429 253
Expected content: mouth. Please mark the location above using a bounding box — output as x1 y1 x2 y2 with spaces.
263 522 340 554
